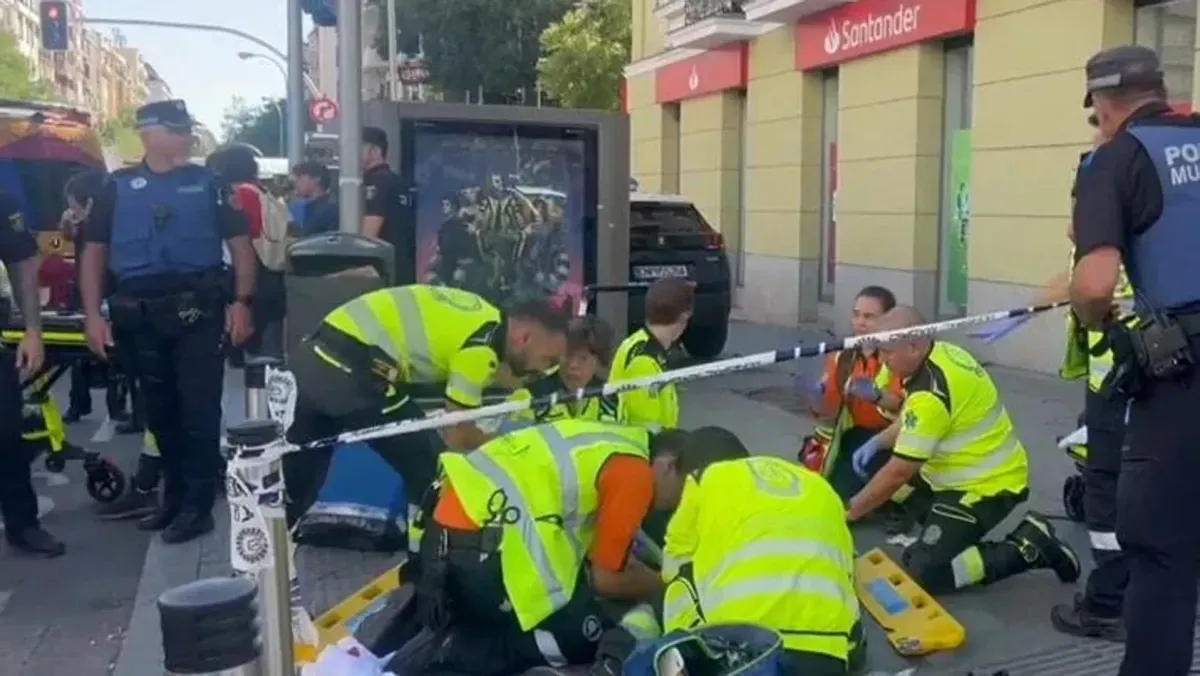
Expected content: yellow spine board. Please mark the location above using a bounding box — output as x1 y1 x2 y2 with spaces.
854 548 966 657
297 562 405 662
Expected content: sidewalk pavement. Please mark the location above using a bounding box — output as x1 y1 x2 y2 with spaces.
103 320 1134 675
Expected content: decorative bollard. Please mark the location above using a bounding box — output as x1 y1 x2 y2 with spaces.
226 418 297 676
158 576 261 675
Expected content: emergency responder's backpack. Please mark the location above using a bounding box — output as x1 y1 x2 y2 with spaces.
623 624 783 676
251 187 291 272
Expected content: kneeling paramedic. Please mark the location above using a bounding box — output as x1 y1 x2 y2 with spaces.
661 427 865 676
410 419 686 675
846 306 1082 594
505 316 623 430
283 284 569 533
79 100 257 544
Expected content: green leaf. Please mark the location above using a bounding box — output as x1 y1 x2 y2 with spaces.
536 0 631 111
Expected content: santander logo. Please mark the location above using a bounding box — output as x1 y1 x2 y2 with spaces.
825 3 922 56
823 21 840 55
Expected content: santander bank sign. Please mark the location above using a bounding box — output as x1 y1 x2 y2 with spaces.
796 0 975 70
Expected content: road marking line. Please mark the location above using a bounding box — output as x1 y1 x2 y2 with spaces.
91 416 115 444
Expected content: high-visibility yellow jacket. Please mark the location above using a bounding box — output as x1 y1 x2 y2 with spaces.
438 420 650 630
662 457 859 661
1060 247 1135 392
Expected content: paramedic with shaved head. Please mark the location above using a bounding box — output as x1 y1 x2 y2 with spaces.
846 306 1080 595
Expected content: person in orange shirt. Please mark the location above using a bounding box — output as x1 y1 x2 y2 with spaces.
804 286 905 503
405 421 703 675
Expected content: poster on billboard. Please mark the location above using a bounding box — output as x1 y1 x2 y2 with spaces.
410 121 592 311
945 129 971 310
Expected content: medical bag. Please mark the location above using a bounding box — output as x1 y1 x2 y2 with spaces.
623 625 783 676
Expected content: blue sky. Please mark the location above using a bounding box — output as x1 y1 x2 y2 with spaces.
87 0 310 135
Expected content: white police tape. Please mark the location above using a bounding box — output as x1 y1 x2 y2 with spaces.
274 300 1068 453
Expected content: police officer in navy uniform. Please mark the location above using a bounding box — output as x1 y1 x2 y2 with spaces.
0 191 64 557
1071 46 1200 676
77 100 257 544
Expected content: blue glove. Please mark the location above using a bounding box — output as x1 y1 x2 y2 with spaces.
851 433 885 479
845 376 881 403
967 315 1030 344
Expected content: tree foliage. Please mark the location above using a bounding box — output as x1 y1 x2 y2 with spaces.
537 0 631 111
220 97 315 156
0 30 56 101
371 0 574 103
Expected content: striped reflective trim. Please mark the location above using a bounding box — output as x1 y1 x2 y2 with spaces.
924 434 1021 489
696 539 856 616
342 291 438 380
663 577 701 626
662 553 689 578
950 546 985 589
447 372 483 402
1089 530 1121 552
897 405 1009 455
463 427 647 613
533 629 567 667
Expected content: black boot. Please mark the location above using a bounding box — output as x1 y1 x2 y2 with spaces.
1007 512 1082 583
5 526 65 558
63 406 91 424
1051 592 1125 642
116 419 144 435
161 510 215 544
137 503 179 531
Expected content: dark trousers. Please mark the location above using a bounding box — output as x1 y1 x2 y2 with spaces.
115 304 226 515
0 350 39 536
424 524 610 674
827 426 891 501
1082 388 1128 618
1117 350 1200 676
900 480 1029 594
282 342 444 530
68 363 91 413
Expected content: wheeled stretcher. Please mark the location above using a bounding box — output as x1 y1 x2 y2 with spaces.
1 311 127 503
1058 423 1088 524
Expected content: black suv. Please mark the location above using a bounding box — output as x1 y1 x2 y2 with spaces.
627 193 732 359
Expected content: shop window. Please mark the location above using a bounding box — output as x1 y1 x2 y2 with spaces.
818 71 838 304
936 41 973 318
1135 0 1197 108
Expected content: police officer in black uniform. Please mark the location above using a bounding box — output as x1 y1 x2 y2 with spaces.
0 191 64 557
1071 46 1200 676
77 100 257 544
361 126 412 283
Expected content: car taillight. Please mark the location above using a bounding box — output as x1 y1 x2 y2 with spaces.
705 232 724 250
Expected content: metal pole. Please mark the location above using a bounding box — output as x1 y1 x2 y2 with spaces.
239 52 322 102
386 0 399 100
338 0 364 234
285 0 306 169
238 367 294 676
84 18 287 61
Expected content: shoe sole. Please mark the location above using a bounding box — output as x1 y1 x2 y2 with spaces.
96 507 158 521
1024 512 1082 583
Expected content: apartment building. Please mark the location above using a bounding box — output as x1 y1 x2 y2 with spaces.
0 0 152 121
305 10 430 103
627 0 1197 374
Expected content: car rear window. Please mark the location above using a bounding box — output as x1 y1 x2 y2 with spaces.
631 202 712 233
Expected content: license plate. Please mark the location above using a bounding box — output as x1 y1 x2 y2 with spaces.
633 265 688 280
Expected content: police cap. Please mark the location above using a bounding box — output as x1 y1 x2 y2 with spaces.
136 99 194 132
1083 45 1164 107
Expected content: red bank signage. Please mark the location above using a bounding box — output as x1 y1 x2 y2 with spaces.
796 0 976 70
656 44 748 104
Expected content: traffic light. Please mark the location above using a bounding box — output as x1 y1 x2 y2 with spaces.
39 1 69 52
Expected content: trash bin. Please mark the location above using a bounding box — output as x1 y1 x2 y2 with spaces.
284 233 395 359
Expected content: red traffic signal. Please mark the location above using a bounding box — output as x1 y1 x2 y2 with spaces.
40 1 69 52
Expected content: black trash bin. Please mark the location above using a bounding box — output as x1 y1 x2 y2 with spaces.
284 233 395 359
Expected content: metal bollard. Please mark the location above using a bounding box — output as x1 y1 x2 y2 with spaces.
158 576 261 675
227 418 295 676
243 356 278 421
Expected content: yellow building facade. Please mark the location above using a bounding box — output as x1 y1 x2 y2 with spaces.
627 0 1197 373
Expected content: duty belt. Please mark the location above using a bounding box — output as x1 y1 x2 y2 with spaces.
434 524 503 557
309 324 403 388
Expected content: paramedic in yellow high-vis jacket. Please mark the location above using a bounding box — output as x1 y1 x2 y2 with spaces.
660 427 865 676
507 316 623 427
609 278 694 432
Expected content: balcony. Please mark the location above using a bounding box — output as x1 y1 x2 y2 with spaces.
667 0 765 50
742 0 853 25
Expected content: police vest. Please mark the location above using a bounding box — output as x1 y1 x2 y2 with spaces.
109 166 224 281
1124 124 1200 313
661 457 858 661
438 420 650 630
